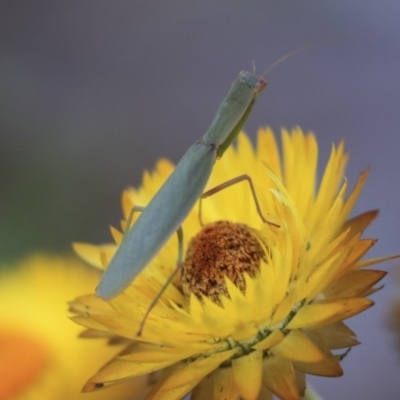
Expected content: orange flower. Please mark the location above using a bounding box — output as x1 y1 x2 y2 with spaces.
0 255 146 399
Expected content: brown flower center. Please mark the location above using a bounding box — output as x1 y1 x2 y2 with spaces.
181 221 265 304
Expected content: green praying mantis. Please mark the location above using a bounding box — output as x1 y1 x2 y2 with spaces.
97 70 267 300
96 39 330 301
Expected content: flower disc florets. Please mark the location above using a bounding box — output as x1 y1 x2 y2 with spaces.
182 221 266 304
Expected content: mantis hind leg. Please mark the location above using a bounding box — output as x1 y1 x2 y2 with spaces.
137 227 183 337
137 258 182 336
198 174 279 227
127 206 184 336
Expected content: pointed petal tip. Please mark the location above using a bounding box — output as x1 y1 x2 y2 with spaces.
82 381 104 392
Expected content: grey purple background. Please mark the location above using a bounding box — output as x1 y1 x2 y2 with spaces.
1 1 399 398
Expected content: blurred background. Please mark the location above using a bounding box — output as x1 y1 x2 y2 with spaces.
1 1 399 398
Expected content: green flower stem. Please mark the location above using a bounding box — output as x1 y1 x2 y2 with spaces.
301 384 324 400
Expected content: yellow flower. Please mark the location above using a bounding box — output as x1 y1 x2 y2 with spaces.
0 254 146 400
72 128 395 400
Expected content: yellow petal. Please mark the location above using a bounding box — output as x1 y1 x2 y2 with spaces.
119 342 197 363
286 298 373 330
340 169 369 224
110 225 123 244
342 210 378 238
354 254 400 270
70 315 111 332
314 322 359 349
262 355 299 400
309 141 347 230
190 375 213 399
281 129 318 220
340 239 377 272
252 329 285 352
189 294 236 338
224 279 259 340
232 350 263 400
295 370 306 397
146 349 237 400
298 251 346 303
293 331 342 377
209 366 238 400
324 269 387 298
71 294 114 312
257 385 274 400
270 330 323 363
257 128 282 181
83 358 174 391
72 242 115 269
271 290 297 326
